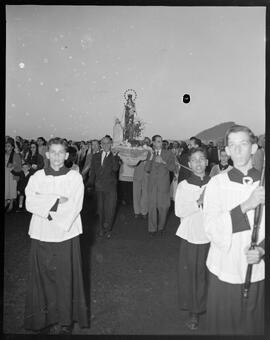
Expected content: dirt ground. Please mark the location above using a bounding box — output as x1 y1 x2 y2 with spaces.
4 192 209 335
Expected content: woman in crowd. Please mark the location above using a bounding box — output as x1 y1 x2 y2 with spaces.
81 141 93 182
77 141 88 172
25 141 44 172
37 137 48 168
5 138 22 212
65 146 80 172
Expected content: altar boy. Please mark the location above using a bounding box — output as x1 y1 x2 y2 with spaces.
24 137 88 334
175 147 210 330
203 125 265 334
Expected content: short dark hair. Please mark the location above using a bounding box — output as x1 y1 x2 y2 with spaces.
152 135 162 142
47 137 68 151
225 125 256 145
188 146 208 161
6 138 15 147
37 137 46 145
190 136 202 147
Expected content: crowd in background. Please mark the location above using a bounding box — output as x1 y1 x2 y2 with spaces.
5 133 265 216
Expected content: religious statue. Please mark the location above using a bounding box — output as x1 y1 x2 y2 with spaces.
124 117 135 141
124 94 136 127
113 118 123 146
123 89 137 141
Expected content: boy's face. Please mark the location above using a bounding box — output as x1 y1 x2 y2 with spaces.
46 144 69 168
188 151 208 176
225 131 257 168
220 151 229 164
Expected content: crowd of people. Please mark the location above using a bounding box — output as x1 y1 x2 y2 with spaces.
4 126 265 335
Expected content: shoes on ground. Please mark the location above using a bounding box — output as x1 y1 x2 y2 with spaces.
141 214 147 219
97 229 104 237
149 231 157 236
185 313 199 330
6 204 13 213
106 232 112 239
134 214 140 219
59 325 73 334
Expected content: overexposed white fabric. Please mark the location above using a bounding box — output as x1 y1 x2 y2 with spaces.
25 169 84 242
175 180 209 244
203 172 264 284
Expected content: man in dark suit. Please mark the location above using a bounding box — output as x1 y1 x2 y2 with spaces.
88 136 120 238
145 135 176 235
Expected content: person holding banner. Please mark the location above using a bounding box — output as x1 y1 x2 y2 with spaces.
203 125 265 335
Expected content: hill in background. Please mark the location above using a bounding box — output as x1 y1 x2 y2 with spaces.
195 121 236 144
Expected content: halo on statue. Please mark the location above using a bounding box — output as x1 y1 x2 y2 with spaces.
124 89 137 102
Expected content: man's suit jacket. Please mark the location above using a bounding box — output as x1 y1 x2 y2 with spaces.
88 151 120 192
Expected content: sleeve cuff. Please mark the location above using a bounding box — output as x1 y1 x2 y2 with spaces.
230 204 251 233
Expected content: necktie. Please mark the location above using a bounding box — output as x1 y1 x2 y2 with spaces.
102 152 108 165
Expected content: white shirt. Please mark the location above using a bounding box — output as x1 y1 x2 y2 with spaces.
25 169 84 242
101 151 110 165
175 179 209 244
203 172 264 284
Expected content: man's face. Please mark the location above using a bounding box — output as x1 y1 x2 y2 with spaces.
46 144 68 168
188 151 208 177
5 143 13 153
92 141 100 153
225 131 257 168
153 137 162 150
101 137 112 153
37 138 43 146
190 139 197 148
173 142 179 149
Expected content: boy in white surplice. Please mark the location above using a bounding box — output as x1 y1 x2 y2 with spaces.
203 125 265 335
24 138 88 334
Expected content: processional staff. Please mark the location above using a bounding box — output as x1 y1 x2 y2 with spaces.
243 156 265 298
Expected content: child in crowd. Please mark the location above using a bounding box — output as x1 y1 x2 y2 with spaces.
203 125 265 334
209 147 233 177
175 147 210 330
24 137 88 334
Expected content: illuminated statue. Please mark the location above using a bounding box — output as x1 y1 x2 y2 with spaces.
123 90 137 141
